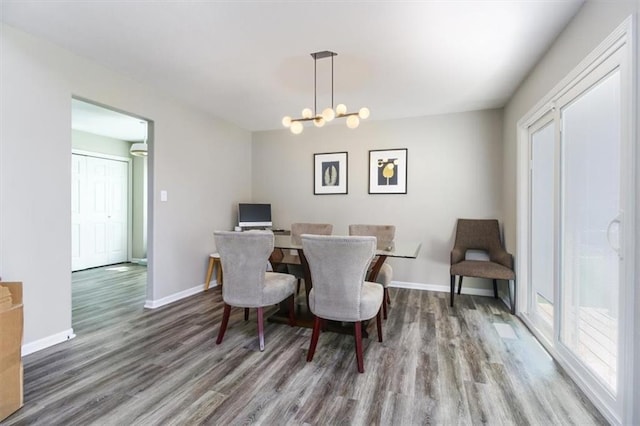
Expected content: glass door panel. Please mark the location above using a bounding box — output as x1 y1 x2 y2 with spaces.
530 120 555 342
559 70 620 393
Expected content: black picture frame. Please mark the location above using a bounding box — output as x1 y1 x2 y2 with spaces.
368 148 408 194
314 152 348 195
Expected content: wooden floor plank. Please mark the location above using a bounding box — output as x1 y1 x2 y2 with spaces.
2 263 608 425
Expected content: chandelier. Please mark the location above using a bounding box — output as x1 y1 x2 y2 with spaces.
282 51 369 134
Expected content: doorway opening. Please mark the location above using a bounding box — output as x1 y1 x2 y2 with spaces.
70 97 152 330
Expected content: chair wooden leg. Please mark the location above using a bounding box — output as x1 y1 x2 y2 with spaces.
376 308 383 342
244 308 249 321
493 279 499 298
457 276 464 294
450 275 455 307
204 257 215 291
216 303 231 344
288 295 295 326
296 279 301 294
386 288 391 305
307 316 322 362
257 307 265 351
382 288 388 320
354 321 364 373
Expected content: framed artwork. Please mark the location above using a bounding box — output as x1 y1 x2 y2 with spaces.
314 152 348 195
368 148 408 194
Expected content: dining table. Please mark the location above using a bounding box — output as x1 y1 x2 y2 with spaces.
268 234 422 337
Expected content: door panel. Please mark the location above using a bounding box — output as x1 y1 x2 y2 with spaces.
107 160 128 264
559 69 621 392
529 118 555 342
72 154 129 271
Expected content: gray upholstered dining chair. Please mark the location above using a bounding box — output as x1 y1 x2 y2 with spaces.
214 231 297 351
302 234 383 373
349 224 395 319
282 223 333 293
450 219 516 314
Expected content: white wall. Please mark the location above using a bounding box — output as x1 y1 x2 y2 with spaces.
72 129 131 157
502 1 639 423
0 24 252 347
252 109 504 288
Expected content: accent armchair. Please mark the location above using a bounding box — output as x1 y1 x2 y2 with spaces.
450 219 516 314
214 230 297 351
302 235 383 373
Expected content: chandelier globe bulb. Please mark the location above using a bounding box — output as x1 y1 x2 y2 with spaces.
322 107 335 122
302 108 313 119
290 121 304 134
346 115 360 129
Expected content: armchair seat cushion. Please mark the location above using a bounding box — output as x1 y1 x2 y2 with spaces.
220 271 296 308
262 272 297 306
375 263 392 288
359 281 384 320
308 281 382 322
450 260 515 281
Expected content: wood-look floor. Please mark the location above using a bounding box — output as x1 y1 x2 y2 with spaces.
2 264 607 425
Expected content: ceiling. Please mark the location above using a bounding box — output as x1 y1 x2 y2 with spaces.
1 1 584 136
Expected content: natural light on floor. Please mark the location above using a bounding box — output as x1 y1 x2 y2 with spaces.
537 295 617 391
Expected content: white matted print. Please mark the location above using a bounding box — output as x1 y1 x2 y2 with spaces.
314 152 348 195
369 148 407 194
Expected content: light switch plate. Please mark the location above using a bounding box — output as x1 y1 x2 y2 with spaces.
160 190 168 202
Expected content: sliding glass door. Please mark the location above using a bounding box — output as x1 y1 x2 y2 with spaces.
521 30 633 422
558 68 621 393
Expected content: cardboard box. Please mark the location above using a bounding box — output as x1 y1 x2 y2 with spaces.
0 282 24 421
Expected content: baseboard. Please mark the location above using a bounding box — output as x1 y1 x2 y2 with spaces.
390 280 495 297
144 281 218 309
22 328 76 356
130 258 147 265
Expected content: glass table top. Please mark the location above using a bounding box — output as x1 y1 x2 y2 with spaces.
273 234 421 259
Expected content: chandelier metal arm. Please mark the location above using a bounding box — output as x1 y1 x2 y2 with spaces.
337 112 360 118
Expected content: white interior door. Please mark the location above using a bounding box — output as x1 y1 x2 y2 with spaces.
72 154 129 271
